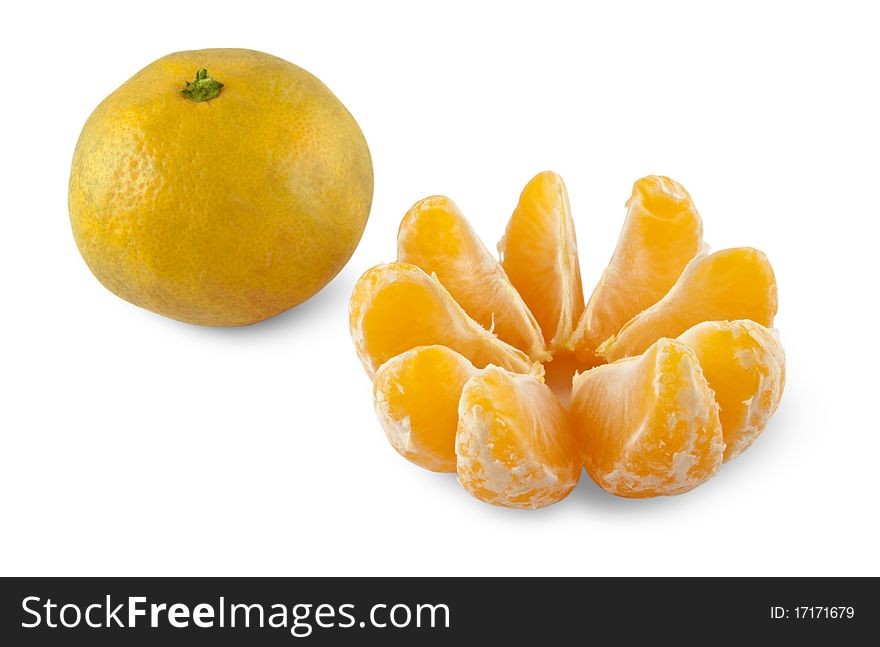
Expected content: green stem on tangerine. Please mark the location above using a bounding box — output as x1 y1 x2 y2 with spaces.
181 68 223 102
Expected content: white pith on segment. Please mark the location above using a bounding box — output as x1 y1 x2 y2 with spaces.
349 262 539 378
455 367 579 509
676 320 786 462
573 340 724 497
372 345 477 473
497 171 584 353
398 196 549 362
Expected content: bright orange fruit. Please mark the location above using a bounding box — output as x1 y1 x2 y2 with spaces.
373 345 477 472
498 171 584 352
350 172 785 506
398 196 547 361
677 320 785 461
70 49 373 326
570 338 724 497
349 262 537 377
456 366 581 508
570 176 705 364
597 247 778 362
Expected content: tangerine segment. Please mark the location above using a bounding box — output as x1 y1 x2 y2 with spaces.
349 263 537 378
498 171 585 352
571 176 706 364
677 320 785 461
456 366 581 509
398 196 547 361
373 346 477 473
570 339 724 497
597 248 778 362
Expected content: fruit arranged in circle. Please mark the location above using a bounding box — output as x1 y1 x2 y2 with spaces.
498 171 584 352
597 247 778 362
69 48 373 326
571 176 705 364
349 262 537 377
398 196 547 361
456 366 581 508
676 320 785 461
373 346 477 473
570 338 724 497
350 172 786 507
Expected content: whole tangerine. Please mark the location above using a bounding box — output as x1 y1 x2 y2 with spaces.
69 48 373 325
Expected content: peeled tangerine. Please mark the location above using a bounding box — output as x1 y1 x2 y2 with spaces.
570 338 724 497
373 346 477 472
571 322 786 497
456 366 581 508
571 176 705 364
597 247 778 362
350 172 786 506
499 171 584 352
677 320 785 461
398 196 547 361
349 262 537 377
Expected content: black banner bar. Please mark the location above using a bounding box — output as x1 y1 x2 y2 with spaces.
1 577 876 645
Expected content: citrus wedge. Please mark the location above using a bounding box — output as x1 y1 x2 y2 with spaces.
456 366 581 508
570 338 724 497
677 320 785 461
349 262 537 377
373 345 477 472
498 171 584 352
571 176 705 364
597 247 778 362
398 196 547 361
349 172 785 507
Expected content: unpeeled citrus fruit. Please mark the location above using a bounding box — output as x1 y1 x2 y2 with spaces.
373 345 477 472
498 171 584 352
456 366 581 508
398 196 547 361
570 338 724 497
571 176 705 364
69 48 372 326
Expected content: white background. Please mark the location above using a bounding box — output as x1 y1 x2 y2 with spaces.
1 0 878 577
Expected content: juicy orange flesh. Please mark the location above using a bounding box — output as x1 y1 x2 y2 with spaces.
398 196 546 360
499 171 584 350
598 247 778 362
456 367 580 508
350 263 534 377
571 339 723 497
357 277 446 369
572 176 704 363
373 346 477 472
350 173 784 503
677 320 785 461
